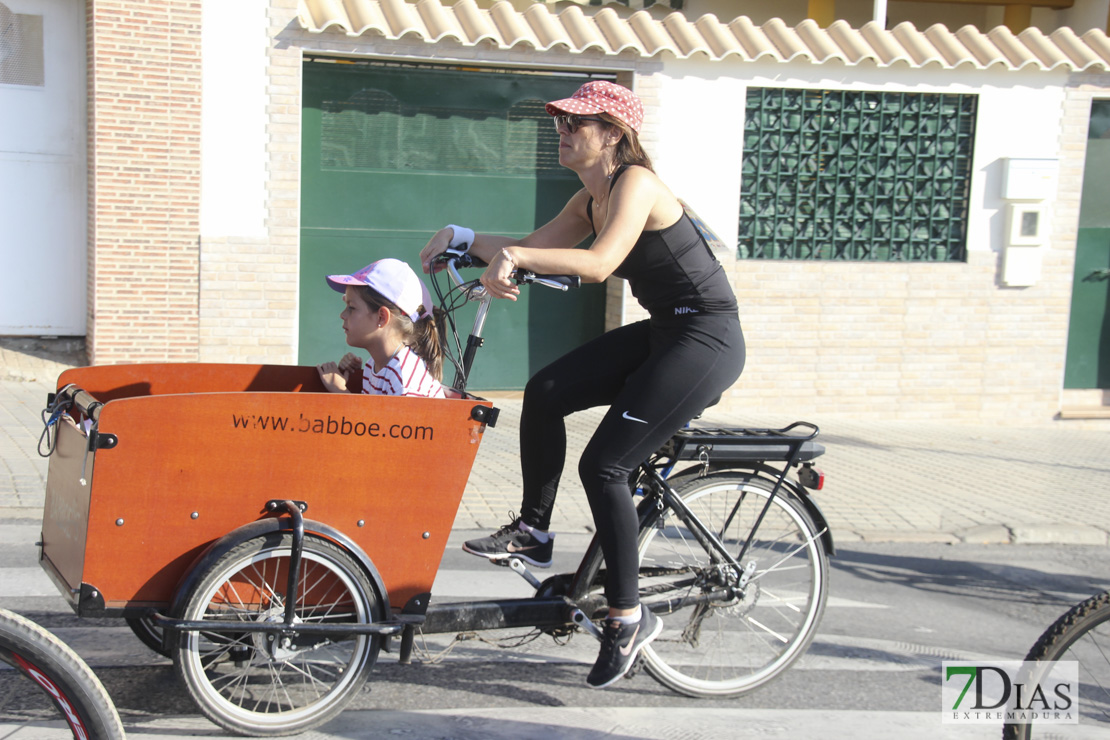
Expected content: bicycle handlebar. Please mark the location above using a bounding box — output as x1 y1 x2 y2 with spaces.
437 251 581 294
52 384 103 423
433 250 580 392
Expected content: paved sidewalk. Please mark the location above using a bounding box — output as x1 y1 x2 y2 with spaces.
2 340 1109 545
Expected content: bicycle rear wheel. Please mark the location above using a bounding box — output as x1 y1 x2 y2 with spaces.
637 471 829 697
0 607 125 739
1002 590 1110 739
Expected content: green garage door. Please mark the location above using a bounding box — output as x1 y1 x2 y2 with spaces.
1065 100 1110 389
300 61 606 389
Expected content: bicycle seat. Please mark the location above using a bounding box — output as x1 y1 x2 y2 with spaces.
690 395 721 422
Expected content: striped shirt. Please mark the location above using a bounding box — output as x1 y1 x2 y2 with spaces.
362 345 446 398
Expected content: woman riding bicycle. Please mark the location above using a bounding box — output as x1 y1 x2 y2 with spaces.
419 80 745 689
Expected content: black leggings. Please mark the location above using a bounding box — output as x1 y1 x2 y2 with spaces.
519 312 745 609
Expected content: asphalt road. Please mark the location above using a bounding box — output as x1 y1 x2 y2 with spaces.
1 523 1108 738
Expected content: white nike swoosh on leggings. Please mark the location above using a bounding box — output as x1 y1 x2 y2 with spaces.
622 411 648 424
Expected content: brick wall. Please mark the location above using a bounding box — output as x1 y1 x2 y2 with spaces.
86 0 202 365
725 252 1072 423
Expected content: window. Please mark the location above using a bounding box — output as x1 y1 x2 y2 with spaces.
739 88 977 262
0 4 44 87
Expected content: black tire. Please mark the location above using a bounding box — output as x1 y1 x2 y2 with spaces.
0 607 125 739
172 533 383 736
637 472 830 697
1002 589 1110 739
126 615 170 658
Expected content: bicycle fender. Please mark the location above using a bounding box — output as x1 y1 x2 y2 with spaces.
669 464 836 558
167 516 391 620
793 488 836 558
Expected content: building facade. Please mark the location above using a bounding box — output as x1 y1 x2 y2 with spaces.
5 0 1110 423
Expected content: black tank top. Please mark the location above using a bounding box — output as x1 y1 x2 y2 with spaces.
587 166 738 318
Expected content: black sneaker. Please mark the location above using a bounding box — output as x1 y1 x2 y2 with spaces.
586 607 663 689
461 516 554 568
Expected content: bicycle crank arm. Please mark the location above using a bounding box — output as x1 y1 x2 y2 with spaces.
509 557 544 589
569 608 605 641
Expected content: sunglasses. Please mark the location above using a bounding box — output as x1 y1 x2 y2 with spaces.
553 114 605 134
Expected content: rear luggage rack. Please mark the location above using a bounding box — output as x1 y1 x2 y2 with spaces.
660 422 823 463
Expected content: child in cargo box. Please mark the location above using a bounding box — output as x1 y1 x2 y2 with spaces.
316 258 447 399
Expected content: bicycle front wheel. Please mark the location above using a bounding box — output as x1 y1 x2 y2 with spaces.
0 607 125 740
638 471 829 697
172 533 382 736
127 614 170 657
1002 590 1110 739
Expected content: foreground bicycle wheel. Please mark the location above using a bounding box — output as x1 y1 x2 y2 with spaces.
1002 590 1110 739
172 534 382 736
637 471 829 697
0 607 125 739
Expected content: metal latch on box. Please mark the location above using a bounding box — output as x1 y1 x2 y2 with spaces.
470 405 498 428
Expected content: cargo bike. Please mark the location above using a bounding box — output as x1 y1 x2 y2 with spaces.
36 253 834 736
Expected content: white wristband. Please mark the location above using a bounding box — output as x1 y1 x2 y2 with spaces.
446 224 474 252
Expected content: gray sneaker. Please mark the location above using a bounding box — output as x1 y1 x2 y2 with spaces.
462 515 554 568
586 607 663 689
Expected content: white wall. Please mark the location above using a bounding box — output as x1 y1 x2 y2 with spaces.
200 0 268 239
653 59 1070 261
966 73 1066 261
652 63 746 252
0 0 86 335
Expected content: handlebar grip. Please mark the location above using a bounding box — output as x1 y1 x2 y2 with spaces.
536 274 581 289
517 272 581 290
435 254 579 291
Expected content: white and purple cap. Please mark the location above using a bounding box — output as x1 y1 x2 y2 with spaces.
326 258 433 322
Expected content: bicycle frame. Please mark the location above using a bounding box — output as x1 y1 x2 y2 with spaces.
409 421 828 655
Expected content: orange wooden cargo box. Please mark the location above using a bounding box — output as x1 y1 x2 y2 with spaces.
39 363 495 618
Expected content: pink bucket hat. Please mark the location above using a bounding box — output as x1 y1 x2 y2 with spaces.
326 258 433 323
545 80 644 134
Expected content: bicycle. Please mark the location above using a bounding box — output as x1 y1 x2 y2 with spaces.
426 250 834 697
0 606 125 739
37 251 833 736
1001 589 1110 739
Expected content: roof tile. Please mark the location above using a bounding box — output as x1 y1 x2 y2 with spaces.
1050 27 1101 69
297 0 1110 72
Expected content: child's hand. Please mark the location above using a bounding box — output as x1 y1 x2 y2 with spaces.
338 353 363 375
338 353 363 391
317 362 349 393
